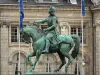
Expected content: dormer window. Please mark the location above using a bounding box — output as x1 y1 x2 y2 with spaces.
43 0 52 2
18 0 27 2
67 0 70 3
70 0 77 4
36 0 59 3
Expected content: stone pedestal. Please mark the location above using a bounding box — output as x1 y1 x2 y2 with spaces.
25 72 75 75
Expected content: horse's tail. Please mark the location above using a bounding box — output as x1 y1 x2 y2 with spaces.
71 34 80 59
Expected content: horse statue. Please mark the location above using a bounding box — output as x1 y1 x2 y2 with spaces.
21 24 80 74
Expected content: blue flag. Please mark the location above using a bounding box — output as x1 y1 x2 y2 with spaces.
19 0 24 29
82 0 85 16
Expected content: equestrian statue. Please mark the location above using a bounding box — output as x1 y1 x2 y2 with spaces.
21 6 80 74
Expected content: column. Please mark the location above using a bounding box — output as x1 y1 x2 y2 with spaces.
96 25 100 75
0 24 1 75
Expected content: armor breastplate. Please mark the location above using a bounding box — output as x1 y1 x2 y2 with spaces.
47 16 54 27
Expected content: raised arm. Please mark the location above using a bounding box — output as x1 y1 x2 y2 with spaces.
44 16 57 31
35 18 47 24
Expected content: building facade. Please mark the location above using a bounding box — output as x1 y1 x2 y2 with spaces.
0 0 99 75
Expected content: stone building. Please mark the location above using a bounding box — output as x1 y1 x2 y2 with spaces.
0 0 99 75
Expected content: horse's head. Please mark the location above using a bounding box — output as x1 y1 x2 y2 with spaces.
20 27 32 44
20 24 43 44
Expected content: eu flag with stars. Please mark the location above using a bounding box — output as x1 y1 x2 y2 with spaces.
82 0 85 16
19 0 24 29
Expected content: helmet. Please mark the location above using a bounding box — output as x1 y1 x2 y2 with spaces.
48 6 56 13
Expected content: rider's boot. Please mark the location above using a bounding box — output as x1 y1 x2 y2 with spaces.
42 39 50 53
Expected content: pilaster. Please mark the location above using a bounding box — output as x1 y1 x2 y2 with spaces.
0 22 9 75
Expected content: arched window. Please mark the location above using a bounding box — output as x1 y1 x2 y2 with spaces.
12 53 26 75
38 54 57 72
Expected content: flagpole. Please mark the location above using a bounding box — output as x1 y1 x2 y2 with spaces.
18 0 21 74
18 0 24 75
81 14 84 62
18 1 21 75
81 13 85 75
18 27 21 75
81 0 85 75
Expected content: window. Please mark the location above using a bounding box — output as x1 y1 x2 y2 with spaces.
67 0 70 3
11 26 17 42
43 0 52 2
18 0 27 2
36 0 58 3
70 0 77 4
13 53 26 75
40 54 57 72
11 25 24 42
71 27 86 44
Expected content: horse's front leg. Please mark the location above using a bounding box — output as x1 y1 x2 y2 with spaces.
27 50 41 73
54 52 66 72
26 52 35 66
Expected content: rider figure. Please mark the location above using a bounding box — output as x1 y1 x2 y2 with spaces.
35 6 59 53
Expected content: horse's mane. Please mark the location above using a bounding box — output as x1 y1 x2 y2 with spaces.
32 26 44 34
25 25 45 37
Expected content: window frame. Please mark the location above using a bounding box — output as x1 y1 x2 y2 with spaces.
12 53 26 75
11 24 25 43
67 0 70 3
36 0 59 3
9 23 29 47
18 0 27 2
11 25 18 43
70 26 87 46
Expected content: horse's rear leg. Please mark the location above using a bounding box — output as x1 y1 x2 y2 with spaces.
54 52 66 72
64 53 73 73
27 50 41 73
60 44 73 73
26 52 35 66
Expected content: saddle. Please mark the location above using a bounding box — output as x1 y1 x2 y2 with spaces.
49 36 61 45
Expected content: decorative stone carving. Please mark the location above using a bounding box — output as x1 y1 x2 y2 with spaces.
60 22 70 35
0 21 10 27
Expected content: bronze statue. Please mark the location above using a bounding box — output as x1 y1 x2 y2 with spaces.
21 6 80 74
35 6 59 53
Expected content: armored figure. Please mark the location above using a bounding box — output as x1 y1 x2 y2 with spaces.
35 6 59 53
